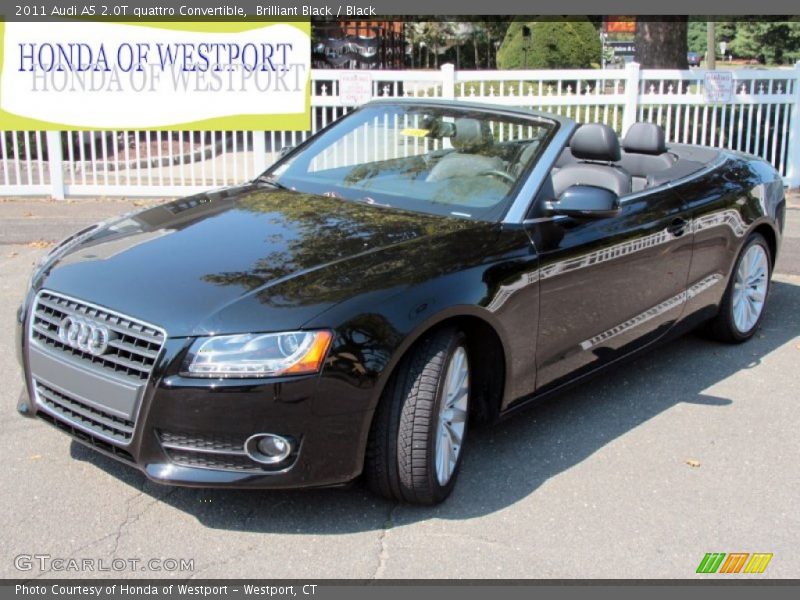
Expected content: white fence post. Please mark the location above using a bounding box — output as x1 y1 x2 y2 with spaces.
785 61 800 189
45 131 65 200
441 63 455 100
621 61 641 136
252 131 268 176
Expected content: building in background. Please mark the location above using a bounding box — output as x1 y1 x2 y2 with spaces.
312 21 405 69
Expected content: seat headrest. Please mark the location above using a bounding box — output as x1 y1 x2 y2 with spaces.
570 123 621 162
452 118 494 152
623 122 667 155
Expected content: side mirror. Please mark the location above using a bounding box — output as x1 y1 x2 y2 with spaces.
549 185 620 219
278 145 294 158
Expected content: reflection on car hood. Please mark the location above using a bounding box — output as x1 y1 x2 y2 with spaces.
40 185 477 336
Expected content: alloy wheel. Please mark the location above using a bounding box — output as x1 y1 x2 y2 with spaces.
732 244 769 334
435 346 469 486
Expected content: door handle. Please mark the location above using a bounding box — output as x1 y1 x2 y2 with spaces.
667 218 689 237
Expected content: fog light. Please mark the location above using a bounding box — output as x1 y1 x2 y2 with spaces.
258 436 288 456
244 433 293 465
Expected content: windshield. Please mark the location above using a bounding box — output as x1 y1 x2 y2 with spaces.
263 104 557 221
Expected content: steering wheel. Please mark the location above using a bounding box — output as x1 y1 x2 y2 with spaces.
478 170 516 185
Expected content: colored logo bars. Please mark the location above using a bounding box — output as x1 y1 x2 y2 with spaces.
696 552 773 574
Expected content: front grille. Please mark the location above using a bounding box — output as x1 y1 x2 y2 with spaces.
30 291 166 381
165 450 263 472
35 380 134 444
159 430 245 453
157 430 271 472
37 411 136 464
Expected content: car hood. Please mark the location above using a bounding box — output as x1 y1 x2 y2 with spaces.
39 185 477 336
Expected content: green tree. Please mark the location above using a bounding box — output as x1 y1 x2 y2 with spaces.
405 23 425 68
405 20 510 69
448 22 472 69
687 20 736 55
497 18 601 69
687 21 706 54
424 22 454 69
730 21 800 64
483 20 511 69
470 21 485 68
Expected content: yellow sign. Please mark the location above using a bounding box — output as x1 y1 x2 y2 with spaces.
400 128 431 138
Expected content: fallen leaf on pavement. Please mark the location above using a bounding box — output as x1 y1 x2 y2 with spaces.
7 251 18 258
28 240 53 249
29 454 42 460
686 459 701 468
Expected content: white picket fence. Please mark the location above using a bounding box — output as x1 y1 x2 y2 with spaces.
2 61 799 199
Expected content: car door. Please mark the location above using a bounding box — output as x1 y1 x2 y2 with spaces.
525 184 694 393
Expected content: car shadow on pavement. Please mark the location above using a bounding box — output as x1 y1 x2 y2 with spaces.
70 279 800 533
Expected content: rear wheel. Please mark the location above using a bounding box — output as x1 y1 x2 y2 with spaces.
365 328 470 505
709 232 771 343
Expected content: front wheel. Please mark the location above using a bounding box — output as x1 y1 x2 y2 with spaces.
365 328 470 505
709 232 772 343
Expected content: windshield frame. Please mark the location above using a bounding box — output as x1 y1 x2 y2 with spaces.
256 100 568 224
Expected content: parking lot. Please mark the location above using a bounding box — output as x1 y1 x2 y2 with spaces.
1 194 798 579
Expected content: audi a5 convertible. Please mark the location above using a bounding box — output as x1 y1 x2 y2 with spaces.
16 100 785 504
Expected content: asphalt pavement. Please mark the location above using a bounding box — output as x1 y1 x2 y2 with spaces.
0 194 798 579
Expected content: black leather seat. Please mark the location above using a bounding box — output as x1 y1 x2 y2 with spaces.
426 118 504 182
617 122 676 191
552 124 631 197
554 146 577 169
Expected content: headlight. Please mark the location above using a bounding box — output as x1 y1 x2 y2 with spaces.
183 330 333 378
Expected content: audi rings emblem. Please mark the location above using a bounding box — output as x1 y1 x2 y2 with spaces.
57 316 112 356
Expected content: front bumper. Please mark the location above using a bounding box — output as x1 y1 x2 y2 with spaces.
17 304 373 490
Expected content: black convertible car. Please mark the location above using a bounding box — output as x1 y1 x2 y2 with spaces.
16 100 785 504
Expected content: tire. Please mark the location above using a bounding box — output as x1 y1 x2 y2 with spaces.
708 232 772 343
365 328 470 505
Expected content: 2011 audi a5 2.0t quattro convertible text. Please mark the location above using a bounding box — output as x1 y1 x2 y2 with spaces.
16 100 785 504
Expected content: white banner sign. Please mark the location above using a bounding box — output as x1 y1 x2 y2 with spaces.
0 21 311 130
